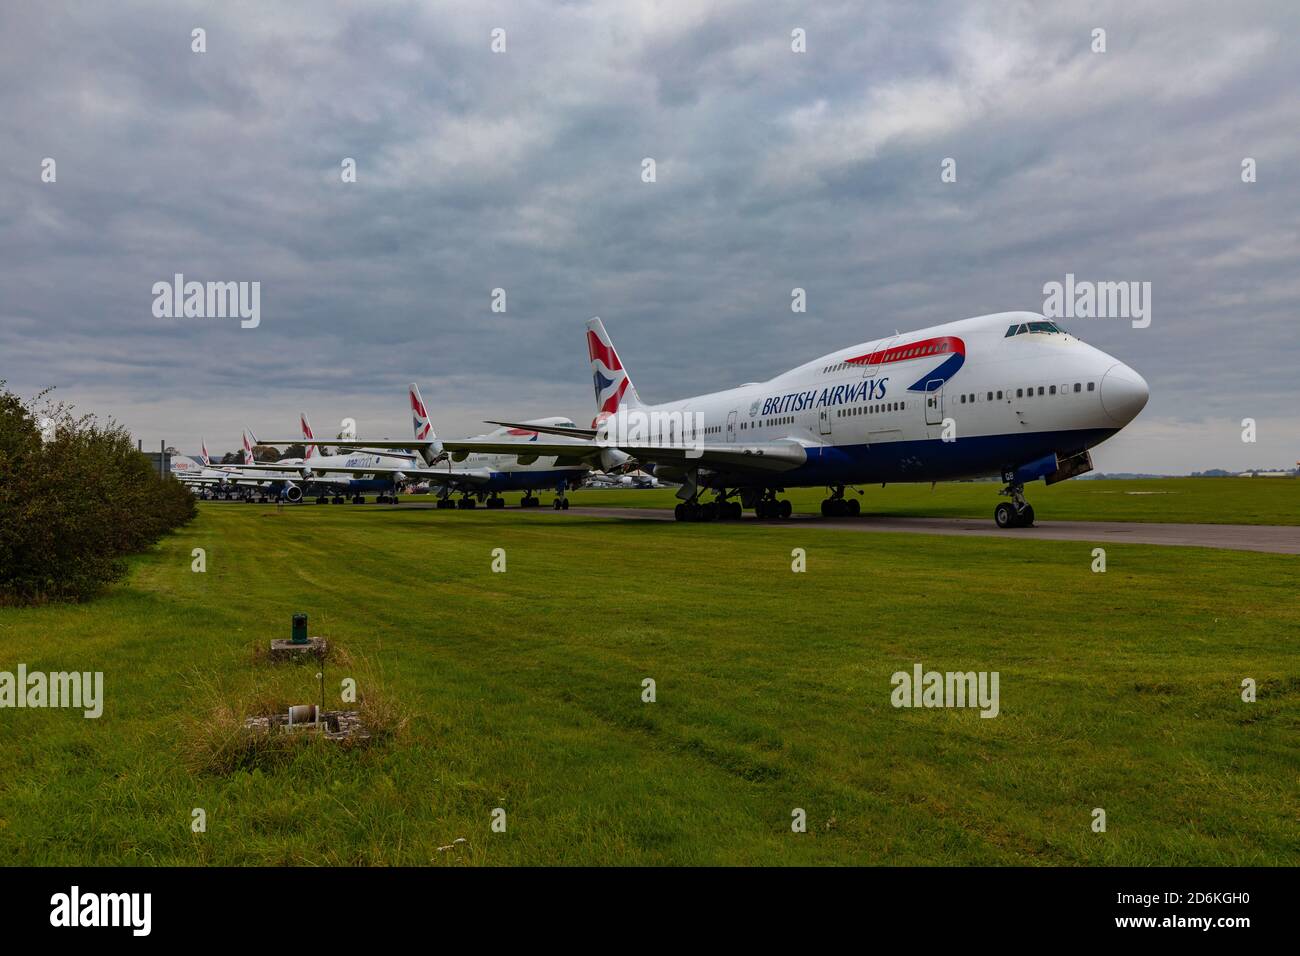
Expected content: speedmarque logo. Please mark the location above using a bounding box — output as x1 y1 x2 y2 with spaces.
50 886 151 936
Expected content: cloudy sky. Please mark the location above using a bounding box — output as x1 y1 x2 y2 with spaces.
2 0 1297 473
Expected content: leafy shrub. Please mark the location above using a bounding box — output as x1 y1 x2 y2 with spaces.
0 382 197 604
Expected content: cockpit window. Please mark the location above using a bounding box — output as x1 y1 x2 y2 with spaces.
1009 321 1067 336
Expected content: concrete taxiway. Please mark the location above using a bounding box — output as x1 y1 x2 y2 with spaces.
395 502 1299 554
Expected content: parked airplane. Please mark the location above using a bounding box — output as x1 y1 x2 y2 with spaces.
457 313 1149 525
231 423 421 503
255 385 596 508
584 469 662 489
170 439 258 496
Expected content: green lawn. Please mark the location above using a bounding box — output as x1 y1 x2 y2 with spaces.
0 500 1296 865
553 477 1299 525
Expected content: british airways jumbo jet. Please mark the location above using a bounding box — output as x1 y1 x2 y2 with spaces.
462 312 1149 526
256 384 594 508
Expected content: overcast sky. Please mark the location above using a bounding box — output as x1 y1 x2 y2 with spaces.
2 0 1297 473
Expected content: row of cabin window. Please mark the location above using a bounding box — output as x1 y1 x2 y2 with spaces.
740 415 794 430
957 382 1096 404
838 401 904 418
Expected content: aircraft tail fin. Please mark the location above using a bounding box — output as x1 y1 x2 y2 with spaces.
241 428 256 465
409 382 437 442
586 316 642 426
300 413 317 460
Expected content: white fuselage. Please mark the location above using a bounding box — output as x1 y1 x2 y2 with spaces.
627 311 1148 487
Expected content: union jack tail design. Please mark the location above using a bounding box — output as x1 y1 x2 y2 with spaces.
300 413 317 460
409 383 436 442
241 428 256 465
586 316 641 427
200 438 210 467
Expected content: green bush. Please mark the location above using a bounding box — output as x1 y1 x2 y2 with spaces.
0 382 197 604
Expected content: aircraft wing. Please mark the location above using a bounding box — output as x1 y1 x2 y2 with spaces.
234 461 494 486
218 463 308 475
485 421 598 439
255 440 425 456
445 436 806 473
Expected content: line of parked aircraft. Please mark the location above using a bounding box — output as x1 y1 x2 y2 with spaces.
174 311 1149 526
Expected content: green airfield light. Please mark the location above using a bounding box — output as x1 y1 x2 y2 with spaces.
291 613 309 645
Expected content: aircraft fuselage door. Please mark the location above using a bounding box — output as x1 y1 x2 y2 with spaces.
726 410 737 442
924 381 943 425
818 407 832 436
862 336 898 378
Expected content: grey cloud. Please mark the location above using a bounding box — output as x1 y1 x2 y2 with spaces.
1 0 1297 472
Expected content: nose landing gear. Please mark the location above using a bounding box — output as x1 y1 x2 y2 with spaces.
995 482 1035 528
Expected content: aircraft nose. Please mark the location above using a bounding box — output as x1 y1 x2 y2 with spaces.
1100 363 1149 424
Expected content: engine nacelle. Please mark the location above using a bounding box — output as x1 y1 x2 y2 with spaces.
419 439 445 465
284 484 303 503
599 448 631 472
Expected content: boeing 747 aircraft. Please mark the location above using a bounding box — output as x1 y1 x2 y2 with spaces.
256 384 595 508
459 312 1149 525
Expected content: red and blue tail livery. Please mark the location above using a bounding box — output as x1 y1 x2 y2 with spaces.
587 316 639 415
409 383 433 441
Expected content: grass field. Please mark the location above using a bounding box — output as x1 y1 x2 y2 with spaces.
0 482 1297 865
557 476 1300 525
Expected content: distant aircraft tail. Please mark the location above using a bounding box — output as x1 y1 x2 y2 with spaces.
300 413 317 460
241 428 256 465
586 316 642 427
200 438 210 468
409 383 436 442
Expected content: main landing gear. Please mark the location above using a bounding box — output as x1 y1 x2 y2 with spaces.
673 492 748 521
754 490 791 519
994 481 1035 528
552 495 570 510
435 495 456 509
456 496 477 510
820 486 860 518
486 495 506 509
